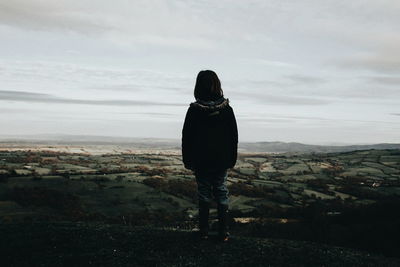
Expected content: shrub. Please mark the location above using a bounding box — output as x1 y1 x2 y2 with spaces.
142 178 197 202
228 182 275 198
8 186 84 218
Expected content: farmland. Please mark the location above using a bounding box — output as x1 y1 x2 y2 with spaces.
0 148 399 258
0 148 399 221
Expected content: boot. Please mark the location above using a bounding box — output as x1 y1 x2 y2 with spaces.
198 201 210 240
217 203 230 242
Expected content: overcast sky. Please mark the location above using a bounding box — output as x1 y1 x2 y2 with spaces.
0 0 399 144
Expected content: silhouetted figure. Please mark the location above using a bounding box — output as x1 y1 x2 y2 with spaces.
182 70 238 242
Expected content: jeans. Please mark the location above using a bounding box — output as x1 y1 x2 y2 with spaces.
194 169 229 206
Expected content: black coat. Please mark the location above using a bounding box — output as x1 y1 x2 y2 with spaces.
181 97 238 171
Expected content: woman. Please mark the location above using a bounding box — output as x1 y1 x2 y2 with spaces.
182 70 238 242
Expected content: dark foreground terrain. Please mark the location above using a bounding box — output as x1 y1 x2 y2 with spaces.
1 222 399 267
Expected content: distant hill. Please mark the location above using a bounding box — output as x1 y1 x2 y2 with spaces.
0 134 180 150
0 134 399 153
239 141 400 153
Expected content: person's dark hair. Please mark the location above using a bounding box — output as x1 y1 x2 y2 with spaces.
194 70 224 101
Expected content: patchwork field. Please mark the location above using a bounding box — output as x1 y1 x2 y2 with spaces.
1 147 400 260
0 148 399 221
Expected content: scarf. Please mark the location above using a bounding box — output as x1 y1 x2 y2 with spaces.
190 96 230 111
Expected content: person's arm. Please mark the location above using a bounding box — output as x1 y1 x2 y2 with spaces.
228 106 238 168
182 107 195 170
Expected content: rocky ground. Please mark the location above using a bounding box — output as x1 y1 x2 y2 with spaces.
1 222 399 267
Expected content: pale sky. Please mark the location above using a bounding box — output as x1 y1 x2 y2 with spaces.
0 0 399 144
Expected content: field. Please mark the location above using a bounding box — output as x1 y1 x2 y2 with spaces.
0 149 399 220
0 147 400 261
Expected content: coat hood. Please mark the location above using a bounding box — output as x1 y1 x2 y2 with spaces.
190 96 230 111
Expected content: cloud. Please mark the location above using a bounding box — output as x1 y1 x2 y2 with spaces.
233 79 284 88
234 91 331 106
367 76 400 85
1 1 400 143
258 94 330 106
89 84 186 93
0 0 216 50
116 112 176 118
0 90 185 106
241 118 296 124
0 60 192 95
284 75 326 85
325 86 400 101
338 55 400 73
0 0 111 34
335 44 400 74
238 58 298 69
239 113 400 126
